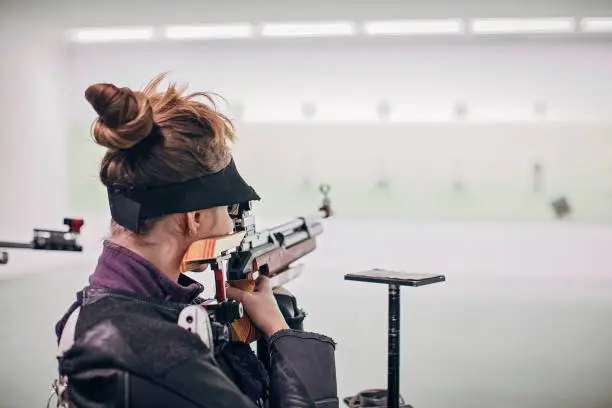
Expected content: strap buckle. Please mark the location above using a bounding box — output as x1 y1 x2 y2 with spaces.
47 376 70 408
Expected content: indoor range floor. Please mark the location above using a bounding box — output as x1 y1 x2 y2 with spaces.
1 219 611 408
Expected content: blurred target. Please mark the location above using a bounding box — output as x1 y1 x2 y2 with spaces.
453 101 468 120
551 197 571 219
376 100 392 121
302 102 317 120
534 100 548 118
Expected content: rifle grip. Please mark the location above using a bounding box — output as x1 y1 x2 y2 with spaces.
229 278 263 343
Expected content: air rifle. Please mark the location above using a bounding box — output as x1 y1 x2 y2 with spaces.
180 184 332 343
0 218 84 265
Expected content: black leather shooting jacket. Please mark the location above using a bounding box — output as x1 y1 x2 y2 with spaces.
55 287 339 408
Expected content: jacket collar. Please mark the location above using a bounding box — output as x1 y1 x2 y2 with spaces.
89 240 204 304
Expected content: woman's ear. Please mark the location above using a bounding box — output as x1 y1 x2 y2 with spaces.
185 211 201 237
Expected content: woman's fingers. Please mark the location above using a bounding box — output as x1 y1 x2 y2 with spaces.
225 286 246 303
254 275 271 292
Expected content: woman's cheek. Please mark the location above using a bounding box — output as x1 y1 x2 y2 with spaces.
218 206 235 235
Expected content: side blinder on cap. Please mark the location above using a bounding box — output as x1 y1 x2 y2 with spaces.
108 189 143 233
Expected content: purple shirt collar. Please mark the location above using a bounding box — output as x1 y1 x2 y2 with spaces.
89 240 203 303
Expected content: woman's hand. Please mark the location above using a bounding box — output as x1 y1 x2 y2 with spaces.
226 275 290 337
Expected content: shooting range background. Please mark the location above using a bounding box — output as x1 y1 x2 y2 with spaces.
2 0 612 407
64 40 612 222
70 121 612 221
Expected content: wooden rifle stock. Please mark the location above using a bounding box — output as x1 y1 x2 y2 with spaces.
181 232 320 343
231 237 317 343
253 237 316 276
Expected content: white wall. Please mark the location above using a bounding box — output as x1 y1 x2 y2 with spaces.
3 2 612 239
0 14 70 241
65 41 612 223
67 41 612 122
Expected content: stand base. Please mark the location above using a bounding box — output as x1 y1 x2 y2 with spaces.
343 389 413 408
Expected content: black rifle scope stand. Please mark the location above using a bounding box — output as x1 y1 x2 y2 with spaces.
344 269 445 408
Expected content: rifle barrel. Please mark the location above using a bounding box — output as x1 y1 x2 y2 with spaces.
0 241 33 249
282 223 323 247
268 210 328 236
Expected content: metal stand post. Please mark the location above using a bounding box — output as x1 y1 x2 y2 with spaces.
388 284 401 408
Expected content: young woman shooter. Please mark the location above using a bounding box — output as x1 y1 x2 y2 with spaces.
54 75 338 408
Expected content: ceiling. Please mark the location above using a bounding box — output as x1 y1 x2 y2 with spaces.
3 0 612 29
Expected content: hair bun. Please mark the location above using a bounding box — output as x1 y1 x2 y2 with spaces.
85 83 154 150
